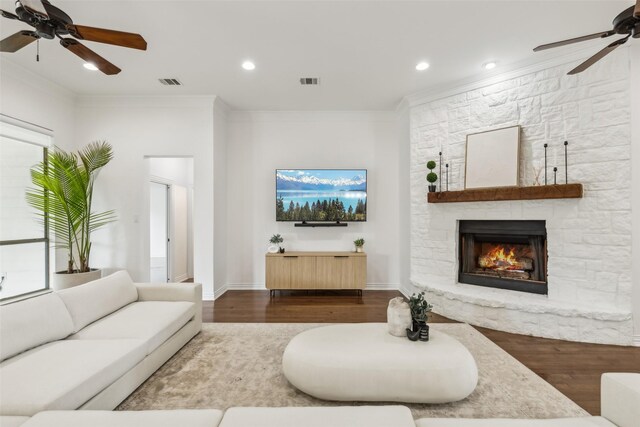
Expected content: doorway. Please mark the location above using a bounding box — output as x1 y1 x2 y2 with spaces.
149 182 169 282
147 157 194 283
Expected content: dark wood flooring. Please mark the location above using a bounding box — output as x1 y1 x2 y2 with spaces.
205 290 640 416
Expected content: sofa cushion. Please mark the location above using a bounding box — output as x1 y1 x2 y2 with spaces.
21 410 223 427
0 339 146 416
0 416 30 427
219 406 415 427
601 373 640 427
57 270 138 332
0 293 74 362
415 417 614 427
68 301 196 355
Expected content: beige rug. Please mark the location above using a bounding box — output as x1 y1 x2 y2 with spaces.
118 323 588 419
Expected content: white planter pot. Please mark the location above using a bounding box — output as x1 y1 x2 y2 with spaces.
51 269 102 291
355 246 364 253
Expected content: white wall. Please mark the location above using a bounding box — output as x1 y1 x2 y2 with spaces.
397 102 411 289
631 44 640 345
73 97 216 298
0 60 76 273
213 100 229 297
225 111 400 289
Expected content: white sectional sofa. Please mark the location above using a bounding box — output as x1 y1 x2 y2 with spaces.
415 373 640 427
0 271 202 417
1 275 638 427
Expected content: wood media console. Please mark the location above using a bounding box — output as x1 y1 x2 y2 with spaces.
265 251 366 297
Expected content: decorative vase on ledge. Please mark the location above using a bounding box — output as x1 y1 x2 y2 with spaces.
428 184 437 193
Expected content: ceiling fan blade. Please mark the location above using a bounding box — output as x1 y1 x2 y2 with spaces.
66 24 147 50
20 0 48 19
635 0 640 18
533 30 615 52
568 36 630 75
0 30 39 52
1 9 19 20
59 38 121 75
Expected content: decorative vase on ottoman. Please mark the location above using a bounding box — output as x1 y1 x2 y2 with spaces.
387 297 411 337
419 323 430 341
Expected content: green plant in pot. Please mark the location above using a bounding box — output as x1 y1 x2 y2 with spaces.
269 234 284 253
354 238 365 253
408 291 433 341
426 160 438 192
26 141 116 290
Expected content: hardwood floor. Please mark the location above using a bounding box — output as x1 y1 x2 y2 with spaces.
204 290 640 416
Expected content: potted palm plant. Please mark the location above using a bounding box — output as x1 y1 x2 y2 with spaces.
26 141 117 290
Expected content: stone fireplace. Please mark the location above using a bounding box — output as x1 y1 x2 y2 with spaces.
459 220 547 295
407 50 635 345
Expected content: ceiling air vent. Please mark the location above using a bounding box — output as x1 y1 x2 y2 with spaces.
158 78 182 86
299 77 319 86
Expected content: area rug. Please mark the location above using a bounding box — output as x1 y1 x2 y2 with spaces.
118 323 588 419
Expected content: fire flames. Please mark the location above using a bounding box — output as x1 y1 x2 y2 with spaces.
482 245 520 270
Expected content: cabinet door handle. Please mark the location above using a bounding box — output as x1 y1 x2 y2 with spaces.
284 256 299 258
334 256 349 258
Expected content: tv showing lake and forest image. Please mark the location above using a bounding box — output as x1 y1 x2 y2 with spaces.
276 169 367 222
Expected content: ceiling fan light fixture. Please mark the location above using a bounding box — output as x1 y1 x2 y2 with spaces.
415 61 430 71
242 60 256 71
483 61 497 70
83 62 98 71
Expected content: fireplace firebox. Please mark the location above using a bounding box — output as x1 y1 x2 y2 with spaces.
458 220 547 295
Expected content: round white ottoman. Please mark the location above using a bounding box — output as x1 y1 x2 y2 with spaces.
282 323 478 403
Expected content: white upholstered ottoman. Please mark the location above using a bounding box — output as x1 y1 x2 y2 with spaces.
282 323 478 403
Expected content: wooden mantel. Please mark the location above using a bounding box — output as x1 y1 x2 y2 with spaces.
427 183 583 204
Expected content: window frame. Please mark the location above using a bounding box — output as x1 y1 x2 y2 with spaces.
0 116 51 302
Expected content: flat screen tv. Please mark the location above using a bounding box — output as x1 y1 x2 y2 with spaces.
276 169 367 222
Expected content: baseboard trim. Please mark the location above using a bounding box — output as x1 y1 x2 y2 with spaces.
173 273 189 283
203 291 215 301
212 284 228 300
633 335 640 347
219 283 400 292
398 282 420 298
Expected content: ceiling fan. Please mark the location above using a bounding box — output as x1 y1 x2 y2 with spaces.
0 0 146 75
533 1 639 75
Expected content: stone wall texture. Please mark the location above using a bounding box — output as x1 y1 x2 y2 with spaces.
409 50 633 345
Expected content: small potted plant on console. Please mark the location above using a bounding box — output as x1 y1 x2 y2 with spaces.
354 238 365 253
269 234 285 253
426 160 438 192
407 292 433 342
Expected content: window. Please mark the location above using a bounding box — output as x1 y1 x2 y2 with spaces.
0 117 52 300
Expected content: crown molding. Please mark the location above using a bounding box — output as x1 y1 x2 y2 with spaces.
214 98 231 118
401 45 631 108
75 95 218 108
0 59 76 102
227 110 396 123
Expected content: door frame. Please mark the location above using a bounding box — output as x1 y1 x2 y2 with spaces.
149 179 171 282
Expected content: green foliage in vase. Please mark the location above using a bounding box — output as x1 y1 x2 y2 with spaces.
426 160 437 170
408 292 433 323
269 234 284 245
26 141 116 274
354 238 365 247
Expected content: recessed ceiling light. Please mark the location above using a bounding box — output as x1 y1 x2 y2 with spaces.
83 62 98 71
483 61 497 70
242 60 256 71
416 62 430 71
